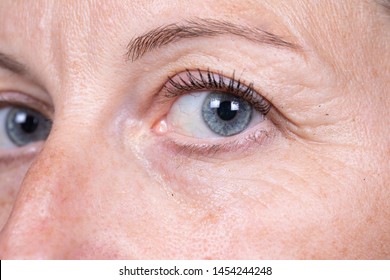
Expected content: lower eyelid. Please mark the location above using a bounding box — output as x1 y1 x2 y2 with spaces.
0 143 42 165
158 119 274 157
164 130 272 160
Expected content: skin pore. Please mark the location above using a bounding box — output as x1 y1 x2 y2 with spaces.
0 0 389 259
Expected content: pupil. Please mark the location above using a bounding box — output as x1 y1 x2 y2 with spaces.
216 101 237 121
17 112 39 133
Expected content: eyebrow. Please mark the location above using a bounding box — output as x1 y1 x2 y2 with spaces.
380 0 390 13
0 52 27 75
377 0 390 8
126 18 300 61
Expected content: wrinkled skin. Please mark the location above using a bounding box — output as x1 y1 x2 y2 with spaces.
0 0 389 259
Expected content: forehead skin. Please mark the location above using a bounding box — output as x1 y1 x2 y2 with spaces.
0 0 389 259
0 0 388 87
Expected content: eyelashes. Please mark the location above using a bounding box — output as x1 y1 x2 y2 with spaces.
151 68 275 157
164 69 271 115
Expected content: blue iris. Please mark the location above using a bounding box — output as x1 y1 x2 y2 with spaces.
6 107 52 146
202 92 252 136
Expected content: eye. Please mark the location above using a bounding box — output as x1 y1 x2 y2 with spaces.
167 91 266 138
159 70 271 139
0 106 52 148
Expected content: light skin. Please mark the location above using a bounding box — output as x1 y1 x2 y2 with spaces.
0 0 389 259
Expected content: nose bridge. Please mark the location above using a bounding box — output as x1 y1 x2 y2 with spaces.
0 132 92 259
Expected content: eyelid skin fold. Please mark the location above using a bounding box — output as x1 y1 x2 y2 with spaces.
0 91 53 119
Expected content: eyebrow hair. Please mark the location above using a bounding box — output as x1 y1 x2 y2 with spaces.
378 0 390 9
0 52 27 75
126 18 300 61
376 0 390 15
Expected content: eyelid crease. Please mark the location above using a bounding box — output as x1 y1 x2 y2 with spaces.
0 52 27 75
163 69 271 115
0 92 54 119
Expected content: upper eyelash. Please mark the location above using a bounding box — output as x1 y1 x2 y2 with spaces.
165 69 271 115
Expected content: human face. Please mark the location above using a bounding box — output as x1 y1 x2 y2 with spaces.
0 0 389 259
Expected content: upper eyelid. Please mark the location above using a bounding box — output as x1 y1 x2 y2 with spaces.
0 92 54 119
0 52 27 76
0 66 54 109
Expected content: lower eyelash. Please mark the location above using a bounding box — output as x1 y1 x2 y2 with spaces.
164 69 271 116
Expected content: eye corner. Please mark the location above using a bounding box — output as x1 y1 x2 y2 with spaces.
152 117 169 135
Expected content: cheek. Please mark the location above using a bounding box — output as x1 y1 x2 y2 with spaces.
0 160 32 230
140 136 387 258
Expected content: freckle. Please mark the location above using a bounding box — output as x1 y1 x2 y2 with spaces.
200 212 218 224
326 114 329 116
0 199 6 208
341 246 349 256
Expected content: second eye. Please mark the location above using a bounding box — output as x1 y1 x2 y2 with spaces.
0 106 52 148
